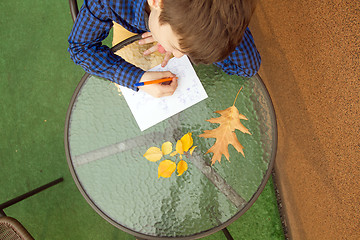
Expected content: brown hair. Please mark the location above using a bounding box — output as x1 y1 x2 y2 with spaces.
159 0 257 64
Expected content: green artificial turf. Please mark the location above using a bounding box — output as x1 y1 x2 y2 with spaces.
0 0 284 239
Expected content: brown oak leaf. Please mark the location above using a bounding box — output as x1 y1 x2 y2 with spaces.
199 87 251 165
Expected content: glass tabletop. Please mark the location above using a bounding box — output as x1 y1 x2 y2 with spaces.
65 64 277 239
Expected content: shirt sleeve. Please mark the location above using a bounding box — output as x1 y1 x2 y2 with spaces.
214 28 261 78
68 0 144 91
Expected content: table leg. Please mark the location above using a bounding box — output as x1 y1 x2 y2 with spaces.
0 178 64 210
0 209 5 217
222 227 234 240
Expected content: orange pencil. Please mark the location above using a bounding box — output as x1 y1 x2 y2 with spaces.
134 77 177 87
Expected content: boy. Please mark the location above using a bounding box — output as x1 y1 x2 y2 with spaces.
68 0 261 98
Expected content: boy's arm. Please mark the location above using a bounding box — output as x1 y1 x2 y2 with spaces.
214 28 261 78
68 0 144 91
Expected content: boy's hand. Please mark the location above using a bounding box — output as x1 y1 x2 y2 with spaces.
139 32 172 67
138 71 178 98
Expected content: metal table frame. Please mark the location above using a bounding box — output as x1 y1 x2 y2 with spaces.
64 71 277 240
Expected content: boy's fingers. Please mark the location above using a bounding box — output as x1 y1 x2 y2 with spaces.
158 80 178 97
139 82 177 98
139 71 178 98
161 52 172 67
158 71 176 79
141 32 152 38
138 36 155 45
169 76 178 88
143 44 159 55
140 71 176 82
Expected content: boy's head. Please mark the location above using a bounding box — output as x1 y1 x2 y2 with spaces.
147 0 257 64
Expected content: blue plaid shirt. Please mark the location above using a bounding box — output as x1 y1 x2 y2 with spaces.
68 0 261 91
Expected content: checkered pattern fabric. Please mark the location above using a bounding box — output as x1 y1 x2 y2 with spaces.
68 0 261 91
214 29 261 78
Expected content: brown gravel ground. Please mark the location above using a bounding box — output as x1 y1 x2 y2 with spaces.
250 1 359 239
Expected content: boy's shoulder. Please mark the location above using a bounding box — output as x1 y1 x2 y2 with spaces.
90 0 146 19
86 0 146 24
94 0 145 12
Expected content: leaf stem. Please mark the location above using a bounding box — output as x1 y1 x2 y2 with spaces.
233 87 243 106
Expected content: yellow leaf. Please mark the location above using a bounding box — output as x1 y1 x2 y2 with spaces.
158 160 176 178
208 106 251 135
176 140 184 154
180 132 193 152
143 147 163 162
199 88 251 165
170 151 178 156
189 146 197 155
161 141 172 155
177 160 188 176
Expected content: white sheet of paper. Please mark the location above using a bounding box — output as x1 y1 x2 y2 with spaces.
120 55 208 131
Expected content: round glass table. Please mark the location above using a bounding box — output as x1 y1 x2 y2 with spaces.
65 64 277 239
